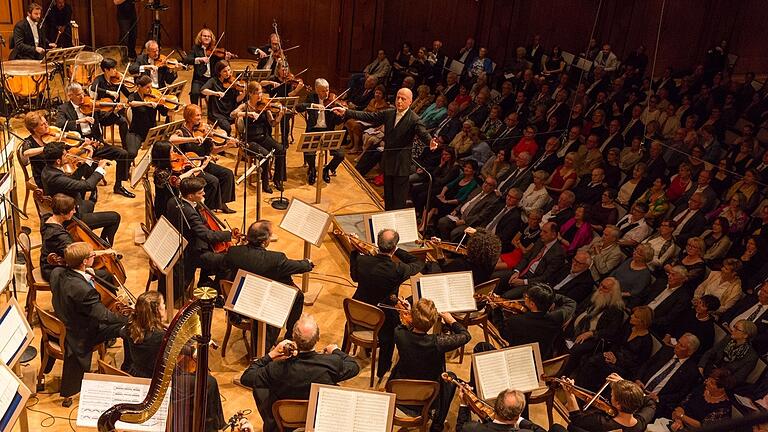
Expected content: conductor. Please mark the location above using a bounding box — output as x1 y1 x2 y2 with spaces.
333 88 439 210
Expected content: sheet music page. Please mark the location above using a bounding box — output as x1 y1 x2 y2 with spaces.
280 199 330 246
142 217 183 271
0 302 28 365
417 275 450 312
0 248 15 295
370 209 419 244
131 148 153 188
0 171 13 221
314 387 392 432
257 283 298 329
77 376 169 431
503 345 540 393
735 394 760 411
474 350 511 400
446 272 477 312
350 391 392 432
230 276 269 320
0 363 20 423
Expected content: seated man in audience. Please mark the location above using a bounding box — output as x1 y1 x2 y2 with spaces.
588 224 626 280
458 388 547 432
241 315 360 432
433 102 463 144
574 134 605 177
572 167 607 206
540 190 576 228
550 249 595 304
496 151 533 196
616 202 652 249
721 280 768 355
675 169 718 214
642 265 693 336
484 188 524 253
663 295 719 353
436 176 501 242
670 192 709 247
346 75 378 110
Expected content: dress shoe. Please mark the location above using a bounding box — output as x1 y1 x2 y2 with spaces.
262 183 273 194
113 185 136 198
308 168 317 185
274 181 284 192
322 167 331 183
221 204 236 214
62 397 73 407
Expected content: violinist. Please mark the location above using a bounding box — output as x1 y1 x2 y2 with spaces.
56 82 135 198
169 104 236 213
231 81 287 193
41 143 122 246
295 78 346 185
127 75 169 141
262 59 305 155
428 229 501 285
164 177 232 302
128 39 177 89
348 228 424 382
90 58 132 146
224 220 313 350
183 28 234 104
458 388 547 432
150 141 208 220
252 33 282 75
49 242 128 407
21 111 53 187
550 374 656 432
201 60 245 135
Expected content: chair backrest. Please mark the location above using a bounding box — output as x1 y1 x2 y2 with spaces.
94 45 129 69
98 359 131 377
17 231 36 287
141 176 156 230
474 278 500 296
35 303 67 355
385 379 439 425
343 298 386 331
271 399 309 432
15 145 32 183
542 353 569 378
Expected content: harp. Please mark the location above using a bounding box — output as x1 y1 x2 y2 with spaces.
97 287 217 432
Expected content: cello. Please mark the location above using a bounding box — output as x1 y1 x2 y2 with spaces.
196 201 243 253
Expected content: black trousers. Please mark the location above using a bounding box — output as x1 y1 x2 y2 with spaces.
93 143 131 183
79 200 121 245
123 132 143 159
384 174 409 210
99 112 129 145
117 16 138 59
60 322 125 397
204 162 235 205
190 79 205 105
304 150 345 174
252 135 286 182
198 170 223 210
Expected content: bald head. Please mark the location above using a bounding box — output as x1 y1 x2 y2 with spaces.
292 315 320 351
395 88 413 112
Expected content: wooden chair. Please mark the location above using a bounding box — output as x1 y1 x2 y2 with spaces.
342 297 385 387
385 379 440 432
18 230 50 323
452 278 500 363
97 359 131 377
528 353 570 428
220 280 252 358
35 303 105 392
271 399 308 432
15 145 36 215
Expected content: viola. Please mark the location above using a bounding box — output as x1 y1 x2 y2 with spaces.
205 47 237 60
441 373 496 422
170 147 205 174
332 229 378 255
108 72 136 90
479 293 528 314
144 88 181 109
544 376 618 417
80 95 125 115
153 54 188 70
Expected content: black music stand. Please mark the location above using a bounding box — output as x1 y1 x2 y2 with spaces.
141 119 183 150
295 130 346 204
158 80 187 113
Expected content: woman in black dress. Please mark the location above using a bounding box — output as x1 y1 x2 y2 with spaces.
120 291 166 378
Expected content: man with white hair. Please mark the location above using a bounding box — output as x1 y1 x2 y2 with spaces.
128 39 177 89
549 249 595 304
334 88 439 210
296 78 345 185
241 314 360 432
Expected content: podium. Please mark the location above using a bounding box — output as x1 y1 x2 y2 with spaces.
295 130 347 204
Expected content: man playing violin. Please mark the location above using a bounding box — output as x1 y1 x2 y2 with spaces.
56 82 135 198
458 388 547 432
252 33 282 75
128 39 177 89
127 75 170 142
202 60 245 136
231 81 287 193
90 58 132 146
184 28 234 105
40 143 122 246
296 78 346 185
49 242 128 407
169 104 236 213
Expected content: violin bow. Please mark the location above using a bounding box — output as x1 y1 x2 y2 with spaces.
221 71 245 97
207 32 225 63
584 380 611 412
324 88 350 109
115 64 130 96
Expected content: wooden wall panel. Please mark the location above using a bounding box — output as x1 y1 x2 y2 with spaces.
0 0 24 60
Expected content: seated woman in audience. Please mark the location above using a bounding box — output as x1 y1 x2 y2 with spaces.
449 120 475 158
390 42 414 86
406 47 430 85
591 189 620 233
480 148 511 180
666 163 694 203
698 321 758 387
410 84 434 115
726 139 754 174
559 204 594 256
658 368 732 431
611 244 654 307
422 160 479 231
709 158 733 197
582 108 608 140
665 237 708 289
495 209 541 270
462 127 493 167
617 162 650 208
662 294 719 353
642 219 679 272
420 95 447 129
637 176 670 221
603 148 623 186
480 105 504 139
693 258 742 315
520 171 550 221
542 45 565 80
726 169 760 212
454 83 472 110
345 84 388 153
709 191 750 236
619 137 645 174
121 291 166 378
701 217 732 267
546 151 578 199
575 306 654 392
412 148 459 218
736 236 764 293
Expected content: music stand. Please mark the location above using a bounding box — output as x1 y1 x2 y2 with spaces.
239 69 271 82
141 119 183 150
43 45 84 84
271 96 299 144
142 216 186 319
295 130 346 204
159 80 187 112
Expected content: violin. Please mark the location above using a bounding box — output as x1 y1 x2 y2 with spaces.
418 237 468 261
41 125 86 146
153 54 188 70
192 123 238 147
333 229 378 255
544 376 618 417
376 296 413 327
170 146 205 174
206 46 237 60
144 88 181 109
196 201 244 253
441 373 497 422
80 95 125 115
108 72 136 90
253 94 287 115
478 293 528 314
222 75 247 92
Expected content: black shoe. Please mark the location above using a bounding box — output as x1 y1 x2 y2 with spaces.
262 183 273 194
308 168 317 185
221 204 236 214
214 295 225 308
113 185 136 198
62 397 73 408
322 167 331 183
274 181 284 192
36 379 45 393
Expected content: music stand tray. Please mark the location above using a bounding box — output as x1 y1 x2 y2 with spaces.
43 45 85 67
296 130 346 204
240 69 272 82
142 119 183 150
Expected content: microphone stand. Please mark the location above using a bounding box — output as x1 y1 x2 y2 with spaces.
39 1 56 115
241 66 250 233
166 184 188 304
0 35 12 133
411 154 433 236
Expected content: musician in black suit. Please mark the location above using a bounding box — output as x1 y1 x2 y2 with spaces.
225 220 313 350
183 29 234 105
333 88 439 210
128 39 178 89
50 242 127 406
349 228 424 380
641 266 692 336
9 2 54 60
56 83 135 198
721 281 768 354
635 334 701 418
41 144 121 245
164 177 232 301
549 250 596 304
90 58 132 146
240 315 360 432
460 389 547 432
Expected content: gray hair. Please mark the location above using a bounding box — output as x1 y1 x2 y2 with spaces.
680 333 701 353
495 389 525 421
66 82 83 94
635 244 654 263
377 229 399 254
314 78 329 89
145 39 158 49
669 265 689 279
292 314 320 351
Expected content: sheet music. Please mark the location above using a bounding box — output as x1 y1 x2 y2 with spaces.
131 147 153 188
0 248 15 296
735 394 761 411
0 364 19 424
280 199 330 246
369 209 420 244
77 376 169 431
0 171 13 222
417 272 476 313
475 345 540 399
142 217 184 271
0 141 14 168
0 301 28 365
313 387 392 432
230 275 298 329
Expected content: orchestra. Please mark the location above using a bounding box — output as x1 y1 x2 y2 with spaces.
3 13 768 432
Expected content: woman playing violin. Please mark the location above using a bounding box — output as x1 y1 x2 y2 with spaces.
169 104 236 213
230 81 287 193
21 111 55 187
201 61 245 136
150 141 209 221
261 59 304 165
184 28 234 105
551 374 656 432
127 75 170 141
